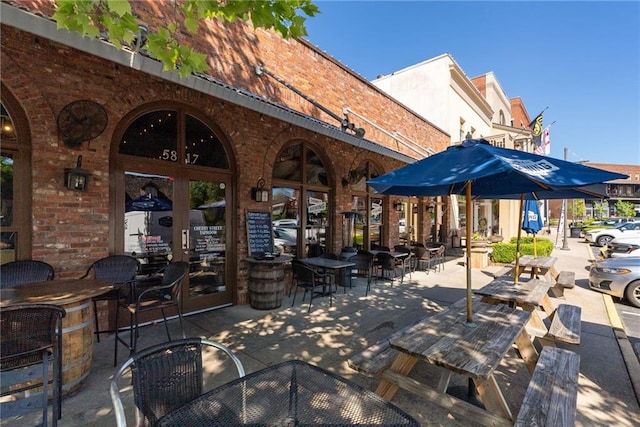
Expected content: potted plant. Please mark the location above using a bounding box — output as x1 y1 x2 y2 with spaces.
471 233 490 247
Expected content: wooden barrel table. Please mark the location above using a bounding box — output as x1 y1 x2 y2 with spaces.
1 279 113 395
246 256 292 310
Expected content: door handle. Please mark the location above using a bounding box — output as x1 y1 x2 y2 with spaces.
182 229 189 250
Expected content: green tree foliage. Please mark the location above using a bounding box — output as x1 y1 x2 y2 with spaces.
592 200 606 219
52 0 319 78
567 199 585 221
614 199 636 218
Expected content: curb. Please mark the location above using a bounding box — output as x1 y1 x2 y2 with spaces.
603 294 640 407
586 241 640 406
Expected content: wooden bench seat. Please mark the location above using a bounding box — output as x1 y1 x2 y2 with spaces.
540 304 582 345
515 346 581 426
492 264 515 278
348 339 398 376
549 270 576 298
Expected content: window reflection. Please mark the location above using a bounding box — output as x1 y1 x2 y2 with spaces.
185 115 228 168
120 111 178 161
1 154 13 227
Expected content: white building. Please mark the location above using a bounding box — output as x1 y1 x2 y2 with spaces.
373 53 537 242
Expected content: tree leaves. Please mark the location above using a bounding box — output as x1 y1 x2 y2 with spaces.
52 0 319 78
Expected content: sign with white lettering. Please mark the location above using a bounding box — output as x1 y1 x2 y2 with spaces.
246 210 274 256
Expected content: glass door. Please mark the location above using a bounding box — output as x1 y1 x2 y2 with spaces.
123 171 232 315
184 178 231 311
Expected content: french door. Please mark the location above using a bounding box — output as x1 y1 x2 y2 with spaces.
115 106 234 318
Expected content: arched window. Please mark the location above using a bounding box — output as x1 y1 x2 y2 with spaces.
1 89 31 262
498 110 506 125
272 141 330 256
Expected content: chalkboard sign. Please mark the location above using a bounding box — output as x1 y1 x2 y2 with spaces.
246 210 274 257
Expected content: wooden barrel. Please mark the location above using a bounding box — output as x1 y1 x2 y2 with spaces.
59 298 94 395
248 262 285 310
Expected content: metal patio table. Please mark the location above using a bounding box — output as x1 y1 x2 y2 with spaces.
157 359 419 426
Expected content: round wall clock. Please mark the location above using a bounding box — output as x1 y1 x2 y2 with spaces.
57 100 108 147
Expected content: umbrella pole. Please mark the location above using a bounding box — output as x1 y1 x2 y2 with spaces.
514 194 524 285
465 182 473 324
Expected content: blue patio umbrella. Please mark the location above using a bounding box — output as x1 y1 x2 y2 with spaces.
125 195 172 212
522 199 544 257
367 139 627 322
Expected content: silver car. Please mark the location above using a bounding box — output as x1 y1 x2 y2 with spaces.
606 236 640 258
589 257 640 308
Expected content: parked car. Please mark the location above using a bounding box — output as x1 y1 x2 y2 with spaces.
585 221 640 247
589 257 640 308
272 219 298 228
606 236 640 258
273 227 297 254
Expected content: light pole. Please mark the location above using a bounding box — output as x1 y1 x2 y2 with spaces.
561 147 570 250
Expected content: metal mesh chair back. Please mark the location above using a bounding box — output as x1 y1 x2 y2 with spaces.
110 338 244 427
290 262 333 311
160 261 188 299
83 255 139 284
114 262 189 367
81 255 140 342
350 253 375 295
1 304 65 426
376 252 396 269
1 260 54 288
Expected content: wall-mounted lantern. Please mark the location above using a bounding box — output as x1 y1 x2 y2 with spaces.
64 155 90 191
252 178 270 202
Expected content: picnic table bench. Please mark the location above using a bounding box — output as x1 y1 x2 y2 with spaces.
349 302 581 426
549 270 576 298
474 278 582 346
514 346 581 426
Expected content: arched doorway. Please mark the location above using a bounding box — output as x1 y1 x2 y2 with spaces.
271 141 332 257
0 85 32 263
112 105 235 314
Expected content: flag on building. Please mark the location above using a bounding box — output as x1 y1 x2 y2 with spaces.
529 113 543 147
541 127 551 155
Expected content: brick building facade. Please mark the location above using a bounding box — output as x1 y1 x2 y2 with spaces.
0 1 450 320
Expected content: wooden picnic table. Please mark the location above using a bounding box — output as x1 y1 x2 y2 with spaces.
474 277 555 337
516 255 559 282
376 296 536 422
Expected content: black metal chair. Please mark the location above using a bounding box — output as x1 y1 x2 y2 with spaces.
290 262 334 312
376 252 403 284
394 245 414 279
1 260 54 288
110 338 245 427
1 304 65 427
80 255 140 342
412 246 433 272
348 252 374 296
114 261 189 367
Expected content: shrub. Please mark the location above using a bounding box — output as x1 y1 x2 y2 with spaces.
491 237 554 263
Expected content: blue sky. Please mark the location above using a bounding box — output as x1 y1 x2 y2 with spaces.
303 1 640 165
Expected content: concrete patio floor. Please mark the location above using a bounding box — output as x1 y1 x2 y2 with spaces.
4 232 640 426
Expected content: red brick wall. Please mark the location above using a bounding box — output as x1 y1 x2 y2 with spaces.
1 2 450 305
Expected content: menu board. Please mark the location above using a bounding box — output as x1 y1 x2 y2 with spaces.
246 210 273 257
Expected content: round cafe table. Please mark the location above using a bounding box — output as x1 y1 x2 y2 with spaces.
1 279 113 395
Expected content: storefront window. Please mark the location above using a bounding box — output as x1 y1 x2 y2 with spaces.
349 161 383 250
272 142 330 256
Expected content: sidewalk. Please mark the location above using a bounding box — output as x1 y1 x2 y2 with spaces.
5 234 640 426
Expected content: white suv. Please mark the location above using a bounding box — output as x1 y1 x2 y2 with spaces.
586 221 640 247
